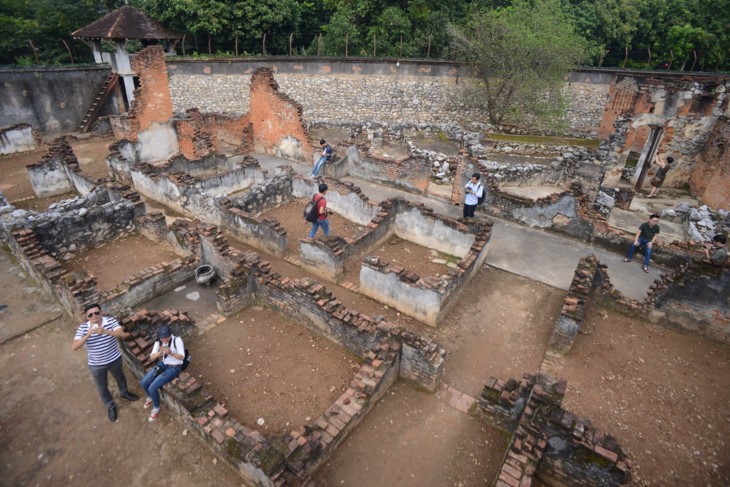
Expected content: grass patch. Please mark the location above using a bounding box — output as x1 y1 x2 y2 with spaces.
488 133 600 150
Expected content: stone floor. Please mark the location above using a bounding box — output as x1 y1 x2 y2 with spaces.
499 185 567 200
608 207 686 244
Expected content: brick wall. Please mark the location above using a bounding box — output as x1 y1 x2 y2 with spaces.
690 116 730 209
129 46 174 135
249 67 313 162
175 108 253 160
478 373 632 487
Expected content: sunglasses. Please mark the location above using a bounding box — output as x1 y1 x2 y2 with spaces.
87 311 101 318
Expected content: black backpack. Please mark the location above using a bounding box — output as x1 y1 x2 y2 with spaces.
477 184 486 205
303 195 322 223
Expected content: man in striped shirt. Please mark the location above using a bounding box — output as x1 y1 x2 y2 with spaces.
72 303 139 422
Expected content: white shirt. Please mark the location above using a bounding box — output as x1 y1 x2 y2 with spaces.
464 181 484 206
152 336 185 366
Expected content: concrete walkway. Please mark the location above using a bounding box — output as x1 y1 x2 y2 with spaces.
253 154 665 301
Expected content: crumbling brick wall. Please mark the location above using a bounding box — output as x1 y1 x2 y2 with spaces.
597 74 728 189
175 108 253 160
128 46 174 138
690 116 730 209
249 68 313 162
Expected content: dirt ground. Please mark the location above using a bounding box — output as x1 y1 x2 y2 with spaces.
0 136 113 203
191 305 357 435
372 235 457 278
68 136 114 182
0 248 244 487
436 266 566 396
260 198 370 255
65 234 181 291
0 148 48 201
0 249 63 344
551 304 730 486
313 381 509 487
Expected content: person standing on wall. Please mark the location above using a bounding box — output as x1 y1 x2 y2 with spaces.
308 183 330 238
311 139 332 178
72 303 140 422
647 154 673 198
622 213 661 272
140 324 185 422
463 173 484 219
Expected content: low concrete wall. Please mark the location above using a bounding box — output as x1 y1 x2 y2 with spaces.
0 124 39 155
343 145 431 194
26 157 73 198
394 206 474 258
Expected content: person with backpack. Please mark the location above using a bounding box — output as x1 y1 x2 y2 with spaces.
310 139 332 178
140 324 185 422
463 173 485 219
305 183 330 238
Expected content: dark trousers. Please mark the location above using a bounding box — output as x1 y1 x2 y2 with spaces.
89 356 130 408
463 203 477 218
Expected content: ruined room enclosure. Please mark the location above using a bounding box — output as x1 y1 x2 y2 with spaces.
1 165 645 486
0 135 113 208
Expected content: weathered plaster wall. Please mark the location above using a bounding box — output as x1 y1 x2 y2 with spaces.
0 65 123 134
0 124 40 155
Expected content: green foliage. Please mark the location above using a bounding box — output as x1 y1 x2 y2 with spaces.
450 0 586 126
0 0 726 70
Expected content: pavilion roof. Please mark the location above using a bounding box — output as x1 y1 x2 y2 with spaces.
72 6 183 41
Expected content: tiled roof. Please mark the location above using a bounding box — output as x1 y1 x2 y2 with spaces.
72 6 183 40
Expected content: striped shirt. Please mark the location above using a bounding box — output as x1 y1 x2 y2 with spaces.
74 316 122 366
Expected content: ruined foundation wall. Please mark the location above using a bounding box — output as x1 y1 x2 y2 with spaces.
690 115 730 209
0 123 40 155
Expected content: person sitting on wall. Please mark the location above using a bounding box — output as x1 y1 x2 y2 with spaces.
701 234 728 266
622 213 661 273
463 173 484 220
310 139 332 178
141 324 185 422
647 154 673 198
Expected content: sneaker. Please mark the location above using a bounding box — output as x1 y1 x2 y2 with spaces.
143 398 153 409
148 409 160 422
643 265 649 273
622 258 631 262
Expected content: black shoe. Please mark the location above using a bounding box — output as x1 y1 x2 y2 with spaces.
108 404 117 422
120 392 139 401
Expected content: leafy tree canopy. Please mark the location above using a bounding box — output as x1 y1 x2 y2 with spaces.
450 0 586 125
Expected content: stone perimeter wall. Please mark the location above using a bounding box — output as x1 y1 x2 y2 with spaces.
167 59 610 134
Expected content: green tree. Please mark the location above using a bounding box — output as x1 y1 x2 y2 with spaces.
450 0 586 126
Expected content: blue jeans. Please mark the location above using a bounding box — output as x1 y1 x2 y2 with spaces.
311 156 327 176
308 219 330 238
626 238 653 267
140 362 182 409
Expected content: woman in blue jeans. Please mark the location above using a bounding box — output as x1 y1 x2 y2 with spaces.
140 324 184 422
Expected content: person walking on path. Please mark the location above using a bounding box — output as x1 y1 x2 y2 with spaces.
647 154 673 198
308 183 330 238
140 324 185 422
622 214 661 272
463 173 484 219
311 139 332 178
72 302 139 422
